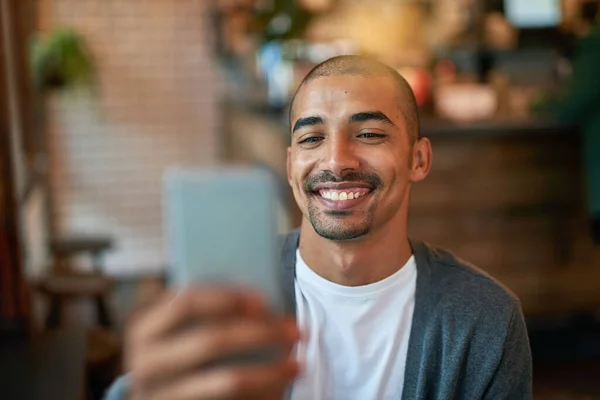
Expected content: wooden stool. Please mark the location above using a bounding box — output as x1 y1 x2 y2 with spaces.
36 272 114 330
38 235 120 399
43 235 115 329
50 235 113 273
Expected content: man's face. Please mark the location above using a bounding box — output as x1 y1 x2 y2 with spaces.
288 75 420 241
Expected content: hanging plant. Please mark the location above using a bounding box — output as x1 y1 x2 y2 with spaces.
29 27 96 94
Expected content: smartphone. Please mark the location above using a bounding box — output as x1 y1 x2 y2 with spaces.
163 166 284 312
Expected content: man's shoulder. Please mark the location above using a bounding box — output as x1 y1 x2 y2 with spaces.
418 241 521 319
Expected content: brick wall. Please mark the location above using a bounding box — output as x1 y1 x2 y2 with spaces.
39 0 222 276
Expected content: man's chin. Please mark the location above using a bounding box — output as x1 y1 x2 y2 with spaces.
324 209 353 217
311 221 371 241
306 198 375 241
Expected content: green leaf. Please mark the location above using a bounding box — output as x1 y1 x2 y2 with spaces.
29 27 96 93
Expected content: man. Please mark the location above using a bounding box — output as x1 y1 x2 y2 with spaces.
105 56 532 399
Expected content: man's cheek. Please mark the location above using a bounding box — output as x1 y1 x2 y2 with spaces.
293 177 308 202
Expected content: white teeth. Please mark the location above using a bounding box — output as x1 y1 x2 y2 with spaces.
320 190 365 200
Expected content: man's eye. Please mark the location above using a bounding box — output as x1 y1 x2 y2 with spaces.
358 133 386 139
300 137 323 144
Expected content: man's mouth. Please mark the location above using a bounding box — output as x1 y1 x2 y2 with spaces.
304 172 381 211
317 188 371 201
309 183 373 211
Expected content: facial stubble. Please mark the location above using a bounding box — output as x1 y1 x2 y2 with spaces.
303 170 383 241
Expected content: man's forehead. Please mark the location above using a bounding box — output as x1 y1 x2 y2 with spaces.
292 75 399 117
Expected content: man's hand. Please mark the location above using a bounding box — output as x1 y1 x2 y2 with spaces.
126 287 301 400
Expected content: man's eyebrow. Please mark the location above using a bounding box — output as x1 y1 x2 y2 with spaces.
349 111 396 126
292 116 324 133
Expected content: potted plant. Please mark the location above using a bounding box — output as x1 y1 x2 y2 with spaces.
29 27 96 94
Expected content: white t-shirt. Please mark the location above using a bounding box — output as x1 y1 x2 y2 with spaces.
291 250 417 400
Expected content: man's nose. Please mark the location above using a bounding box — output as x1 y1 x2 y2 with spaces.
322 137 360 177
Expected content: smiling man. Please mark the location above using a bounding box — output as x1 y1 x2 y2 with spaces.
105 56 532 400
285 56 531 399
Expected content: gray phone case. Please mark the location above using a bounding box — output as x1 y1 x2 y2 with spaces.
163 166 285 312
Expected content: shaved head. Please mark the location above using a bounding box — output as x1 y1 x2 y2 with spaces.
290 55 420 143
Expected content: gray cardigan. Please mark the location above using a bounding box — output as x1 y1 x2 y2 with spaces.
104 231 532 399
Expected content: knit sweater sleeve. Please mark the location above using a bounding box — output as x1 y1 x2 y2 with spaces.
483 304 533 400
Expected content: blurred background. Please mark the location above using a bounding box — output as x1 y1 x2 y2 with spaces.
1 0 600 398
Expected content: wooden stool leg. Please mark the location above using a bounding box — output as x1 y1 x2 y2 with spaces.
46 295 63 330
94 296 111 328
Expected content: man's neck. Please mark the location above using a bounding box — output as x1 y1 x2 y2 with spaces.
298 219 412 287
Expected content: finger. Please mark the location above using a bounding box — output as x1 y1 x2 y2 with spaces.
145 358 300 400
133 317 299 385
129 287 266 343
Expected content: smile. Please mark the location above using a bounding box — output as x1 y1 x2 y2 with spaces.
318 188 371 201
311 184 373 211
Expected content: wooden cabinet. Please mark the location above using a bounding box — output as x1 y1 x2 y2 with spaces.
409 121 600 315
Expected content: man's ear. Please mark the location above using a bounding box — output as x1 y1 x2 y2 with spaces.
286 146 293 186
410 138 432 183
